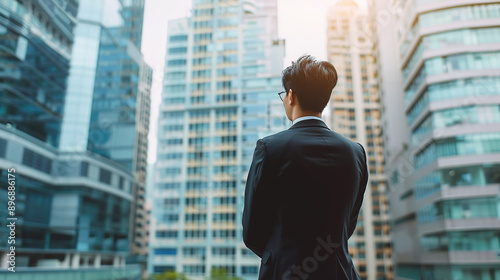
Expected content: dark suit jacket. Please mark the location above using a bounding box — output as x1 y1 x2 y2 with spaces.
242 119 368 280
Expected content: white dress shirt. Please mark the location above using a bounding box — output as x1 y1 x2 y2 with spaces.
291 116 325 126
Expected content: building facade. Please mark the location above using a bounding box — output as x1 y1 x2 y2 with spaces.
326 1 393 279
0 0 77 148
373 0 500 279
150 0 286 278
58 0 152 264
0 0 150 278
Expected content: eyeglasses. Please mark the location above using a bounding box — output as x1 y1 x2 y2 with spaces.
278 90 286 101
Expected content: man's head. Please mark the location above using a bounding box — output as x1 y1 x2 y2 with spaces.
281 54 338 120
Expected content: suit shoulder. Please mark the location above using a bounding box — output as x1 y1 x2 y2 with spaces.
261 129 292 145
330 132 366 158
258 129 294 155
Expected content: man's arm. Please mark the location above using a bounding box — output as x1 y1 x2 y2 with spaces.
349 143 369 238
242 139 272 258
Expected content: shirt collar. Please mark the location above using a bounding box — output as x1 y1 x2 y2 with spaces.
291 116 325 126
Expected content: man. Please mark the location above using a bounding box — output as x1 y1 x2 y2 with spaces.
242 55 368 280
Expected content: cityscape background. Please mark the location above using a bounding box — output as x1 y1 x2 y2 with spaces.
0 0 499 280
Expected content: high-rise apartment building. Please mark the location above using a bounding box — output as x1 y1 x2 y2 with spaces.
326 1 393 279
150 0 286 278
373 0 500 279
0 0 150 278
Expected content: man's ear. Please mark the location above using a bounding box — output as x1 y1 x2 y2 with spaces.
288 89 294 105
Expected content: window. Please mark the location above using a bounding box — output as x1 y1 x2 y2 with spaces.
154 248 177 255
212 230 235 238
162 198 180 209
118 176 124 190
185 213 207 222
80 161 89 177
156 230 178 238
168 59 186 66
99 168 111 184
157 183 181 189
170 35 187 42
162 214 179 223
185 230 207 238
154 266 175 273
212 247 235 256
22 148 52 174
242 266 258 274
169 47 187 54
0 138 6 158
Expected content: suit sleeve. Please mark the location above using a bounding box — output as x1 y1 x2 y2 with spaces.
349 143 369 238
242 139 272 258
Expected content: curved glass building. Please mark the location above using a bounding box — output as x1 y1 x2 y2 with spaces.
374 0 500 279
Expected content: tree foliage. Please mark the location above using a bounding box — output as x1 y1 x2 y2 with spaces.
208 268 244 280
148 271 190 280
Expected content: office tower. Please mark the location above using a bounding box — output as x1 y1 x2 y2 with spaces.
59 0 152 267
0 0 138 278
150 0 286 278
326 1 393 280
0 0 149 278
373 0 500 279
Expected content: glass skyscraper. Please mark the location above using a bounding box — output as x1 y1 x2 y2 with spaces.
0 0 150 278
150 0 286 278
59 0 152 265
373 0 500 279
326 1 393 279
0 0 77 148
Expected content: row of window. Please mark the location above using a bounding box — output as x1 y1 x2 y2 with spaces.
21 148 127 189
407 51 500 103
155 181 236 190
411 105 500 146
415 132 500 168
193 6 213 16
403 27 500 81
419 4 500 29
415 164 500 199
164 84 185 93
169 47 187 54
153 265 258 276
190 165 233 176
159 195 238 206
418 197 497 224
154 247 256 258
400 4 500 56
170 35 187 42
407 76 500 125
194 32 212 41
165 71 186 79
421 230 500 252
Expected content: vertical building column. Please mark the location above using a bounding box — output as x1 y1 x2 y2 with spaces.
94 254 101 268
349 7 376 280
62 253 71 268
71 253 80 268
113 255 120 267
1 251 8 269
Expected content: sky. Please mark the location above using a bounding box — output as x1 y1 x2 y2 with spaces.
141 0 367 163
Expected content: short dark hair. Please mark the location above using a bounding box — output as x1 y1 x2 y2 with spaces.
281 54 338 113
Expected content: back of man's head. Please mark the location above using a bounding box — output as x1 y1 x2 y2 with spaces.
282 54 338 113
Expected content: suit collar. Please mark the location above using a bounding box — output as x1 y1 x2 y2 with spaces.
289 119 330 130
